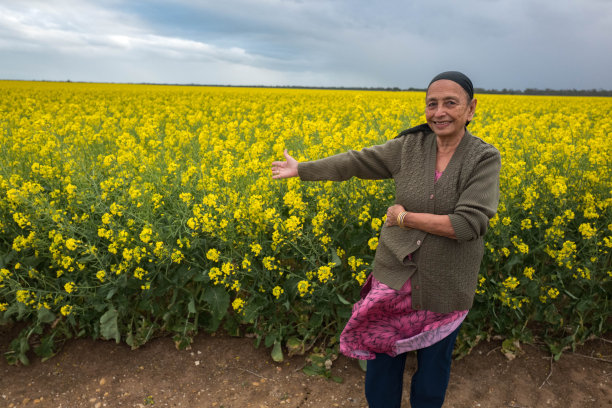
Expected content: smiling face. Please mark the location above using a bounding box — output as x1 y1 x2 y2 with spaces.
425 79 477 140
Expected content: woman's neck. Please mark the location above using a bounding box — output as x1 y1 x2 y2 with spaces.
436 128 465 154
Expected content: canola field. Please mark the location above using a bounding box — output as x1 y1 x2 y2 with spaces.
0 81 610 363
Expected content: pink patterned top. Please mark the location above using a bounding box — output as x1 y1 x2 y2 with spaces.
339 170 468 360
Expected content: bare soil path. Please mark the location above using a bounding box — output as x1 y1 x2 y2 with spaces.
1 325 610 408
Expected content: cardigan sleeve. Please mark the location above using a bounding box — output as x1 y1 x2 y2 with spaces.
448 147 501 242
297 137 403 181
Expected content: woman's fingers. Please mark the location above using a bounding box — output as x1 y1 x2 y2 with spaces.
386 209 396 226
283 149 294 162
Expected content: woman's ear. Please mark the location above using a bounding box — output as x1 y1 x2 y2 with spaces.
467 98 477 121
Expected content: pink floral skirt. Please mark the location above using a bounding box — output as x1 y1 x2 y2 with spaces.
339 274 467 360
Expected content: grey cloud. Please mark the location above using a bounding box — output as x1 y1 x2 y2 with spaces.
0 0 611 89
0 2 273 66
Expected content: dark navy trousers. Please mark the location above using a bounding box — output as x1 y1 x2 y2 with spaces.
364 325 461 408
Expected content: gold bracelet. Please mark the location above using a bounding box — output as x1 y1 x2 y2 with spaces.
397 211 409 229
400 211 408 229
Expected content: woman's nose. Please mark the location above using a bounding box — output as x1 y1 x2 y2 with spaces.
433 106 447 116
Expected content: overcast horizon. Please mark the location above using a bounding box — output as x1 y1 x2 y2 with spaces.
1 0 611 91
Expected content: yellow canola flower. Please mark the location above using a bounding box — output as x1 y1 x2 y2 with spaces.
140 226 153 243
65 238 79 251
368 237 379 251
110 202 124 216
206 248 220 262
578 223 596 240
317 265 333 283
64 281 76 294
171 249 184 264
16 290 31 304
208 267 222 285
547 287 560 299
179 192 193 203
297 280 311 297
0 268 11 282
502 276 520 290
520 219 532 230
60 305 72 316
371 218 383 231
272 286 284 299
134 267 147 280
511 236 529 254
262 256 277 270
101 213 112 225
232 298 245 313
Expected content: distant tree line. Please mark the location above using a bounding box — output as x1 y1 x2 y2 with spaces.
9 79 612 96
473 87 612 97
217 84 612 97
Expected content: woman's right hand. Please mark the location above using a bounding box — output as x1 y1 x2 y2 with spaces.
271 149 299 179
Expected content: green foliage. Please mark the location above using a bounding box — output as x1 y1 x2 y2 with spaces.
0 83 610 367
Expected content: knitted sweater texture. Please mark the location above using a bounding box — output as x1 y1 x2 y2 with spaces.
298 129 501 313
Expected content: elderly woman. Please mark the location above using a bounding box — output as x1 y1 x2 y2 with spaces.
272 71 501 408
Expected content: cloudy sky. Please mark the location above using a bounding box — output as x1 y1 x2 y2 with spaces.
1 0 611 90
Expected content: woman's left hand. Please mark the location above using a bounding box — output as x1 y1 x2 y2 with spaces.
386 204 406 227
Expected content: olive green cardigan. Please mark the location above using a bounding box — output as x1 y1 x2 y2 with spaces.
297 128 501 313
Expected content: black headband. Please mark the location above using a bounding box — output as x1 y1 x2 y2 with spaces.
428 71 474 100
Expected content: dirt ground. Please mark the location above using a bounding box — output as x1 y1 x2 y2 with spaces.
0 325 610 408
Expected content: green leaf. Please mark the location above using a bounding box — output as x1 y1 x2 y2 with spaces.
188 297 196 314
202 313 222 332
37 308 56 324
502 255 522 272
100 307 120 343
286 337 305 357
0 250 16 267
576 299 592 313
331 375 344 383
18 336 30 365
548 342 564 361
302 365 320 376
19 352 30 366
336 293 351 305
271 341 284 362
126 331 134 348
16 302 28 320
241 296 265 323
358 359 368 372
34 335 57 361
173 333 193 350
193 270 208 282
202 285 229 322
105 287 117 300
264 334 277 348
331 248 342 267
223 316 240 337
